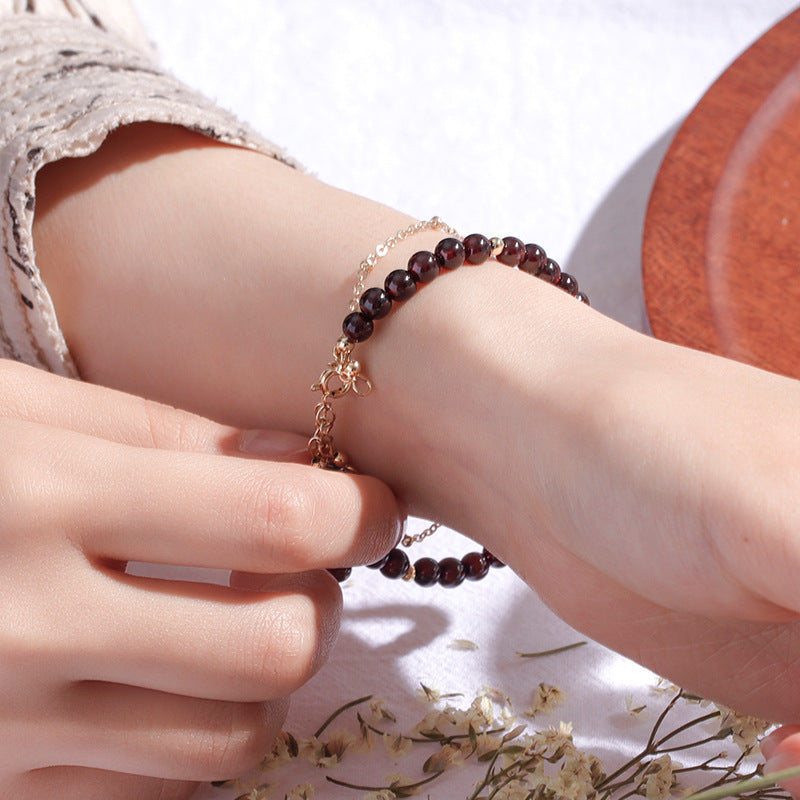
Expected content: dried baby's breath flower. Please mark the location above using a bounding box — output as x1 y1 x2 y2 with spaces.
715 704 771 752
423 742 464 773
364 790 397 800
653 678 681 696
524 682 566 718
384 732 414 759
326 729 356 761
550 754 599 800
467 693 495 727
370 699 397 724
351 713 374 754
284 782 315 800
300 730 355 769
626 694 647 717
384 771 415 787
260 730 298 772
528 721 574 758
234 784 271 800
412 708 443 737
481 684 514 710
416 683 441 703
470 731 505 758
449 638 479 651
490 784 531 800
642 754 678 800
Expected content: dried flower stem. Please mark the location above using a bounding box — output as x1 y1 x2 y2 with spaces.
684 765 800 800
517 641 588 658
313 694 372 739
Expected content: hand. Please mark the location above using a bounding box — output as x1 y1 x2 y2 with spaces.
32 123 800 726
0 359 400 800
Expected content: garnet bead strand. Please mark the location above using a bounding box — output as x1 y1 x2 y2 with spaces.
462 551 490 580
385 269 417 301
413 557 441 586
537 257 562 284
522 243 547 274
434 237 466 269
379 548 410 579
497 236 526 267
359 286 393 319
463 233 492 264
342 311 373 343
438 557 466 587
324 229 589 587
407 251 440 283
558 272 579 296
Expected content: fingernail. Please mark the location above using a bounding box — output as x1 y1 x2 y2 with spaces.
765 751 798 779
761 732 780 761
239 430 309 459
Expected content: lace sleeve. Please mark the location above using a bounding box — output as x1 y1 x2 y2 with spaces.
0 5 295 374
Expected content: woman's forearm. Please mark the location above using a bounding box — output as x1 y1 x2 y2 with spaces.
33 125 800 623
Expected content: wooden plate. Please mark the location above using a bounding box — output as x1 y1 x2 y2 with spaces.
642 8 800 379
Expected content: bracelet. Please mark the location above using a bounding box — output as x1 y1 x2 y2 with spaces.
310 219 589 588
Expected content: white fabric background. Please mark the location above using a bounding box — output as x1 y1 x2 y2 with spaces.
127 2 799 797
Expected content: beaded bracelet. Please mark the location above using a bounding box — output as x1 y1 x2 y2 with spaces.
310 219 589 588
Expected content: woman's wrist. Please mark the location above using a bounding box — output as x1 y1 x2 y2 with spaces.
31 123 627 550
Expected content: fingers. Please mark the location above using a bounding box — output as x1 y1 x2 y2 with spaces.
55 426 402 572
762 728 800 799
0 359 243 453
6 768 197 800
46 682 288 781
0 359 309 464
68 570 341 702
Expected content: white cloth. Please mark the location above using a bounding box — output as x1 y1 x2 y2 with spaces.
122 1 797 797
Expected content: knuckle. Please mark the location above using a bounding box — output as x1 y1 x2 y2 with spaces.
0 423 66 529
239 473 318 568
189 702 275 780
140 398 214 453
235 580 341 695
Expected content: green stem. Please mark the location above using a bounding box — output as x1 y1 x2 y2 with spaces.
325 770 444 793
684 766 800 800
598 692 684 791
517 641 588 658
313 694 372 739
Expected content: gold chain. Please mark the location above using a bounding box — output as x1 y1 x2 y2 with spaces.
347 216 459 313
310 217 457 546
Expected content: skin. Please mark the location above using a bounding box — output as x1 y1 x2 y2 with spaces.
20 122 800 796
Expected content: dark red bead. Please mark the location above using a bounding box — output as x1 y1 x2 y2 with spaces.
558 272 579 295
521 243 547 275
438 557 465 587
462 551 489 581
359 287 392 319
342 312 374 342
380 548 410 579
537 258 561 284
483 548 506 568
385 269 417 301
407 251 440 283
367 552 390 569
434 237 466 269
328 567 352 582
463 233 491 264
496 236 526 267
576 291 590 305
413 557 441 586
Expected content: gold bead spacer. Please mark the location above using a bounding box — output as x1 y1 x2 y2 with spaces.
403 565 416 581
490 237 504 256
